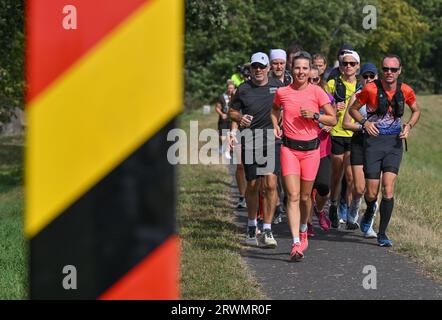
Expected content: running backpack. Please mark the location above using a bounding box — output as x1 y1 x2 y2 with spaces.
333 77 362 103
333 77 347 103
374 79 405 118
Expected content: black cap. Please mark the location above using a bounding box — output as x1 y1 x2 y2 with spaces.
338 44 354 57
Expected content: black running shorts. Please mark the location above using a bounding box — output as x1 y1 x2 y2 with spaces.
331 136 352 155
313 155 331 197
350 132 364 166
241 143 281 182
363 134 403 180
218 120 231 136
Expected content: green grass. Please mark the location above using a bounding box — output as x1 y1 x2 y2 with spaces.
388 95 442 281
1 96 441 299
177 109 265 299
0 135 27 299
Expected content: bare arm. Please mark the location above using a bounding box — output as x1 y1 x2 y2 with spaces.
229 107 252 128
300 103 337 126
271 103 282 138
399 101 421 139
228 107 242 123
343 94 363 131
215 102 223 117
319 103 337 126
349 98 379 136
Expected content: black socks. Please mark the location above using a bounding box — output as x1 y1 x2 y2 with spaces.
379 197 394 236
364 197 377 220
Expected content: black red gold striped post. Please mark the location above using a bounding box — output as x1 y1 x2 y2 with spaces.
26 0 183 299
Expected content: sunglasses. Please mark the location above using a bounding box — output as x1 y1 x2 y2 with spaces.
251 63 267 70
341 61 358 67
382 67 400 73
309 77 320 83
362 73 376 79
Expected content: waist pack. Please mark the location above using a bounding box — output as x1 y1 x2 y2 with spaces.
282 136 320 151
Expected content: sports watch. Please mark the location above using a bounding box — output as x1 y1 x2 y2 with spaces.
313 113 320 121
358 117 367 126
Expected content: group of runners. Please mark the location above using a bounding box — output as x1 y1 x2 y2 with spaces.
215 43 420 261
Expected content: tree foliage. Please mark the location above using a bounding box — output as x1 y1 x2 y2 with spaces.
185 0 440 108
0 0 24 121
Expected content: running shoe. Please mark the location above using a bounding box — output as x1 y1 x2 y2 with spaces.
307 223 315 237
299 231 309 252
317 210 331 231
329 204 339 228
377 234 393 247
236 197 247 209
364 226 377 238
263 229 277 248
346 208 360 230
290 243 304 262
273 205 283 224
245 227 259 247
360 202 378 233
346 220 360 230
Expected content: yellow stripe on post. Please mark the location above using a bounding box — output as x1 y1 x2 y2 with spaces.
26 0 183 237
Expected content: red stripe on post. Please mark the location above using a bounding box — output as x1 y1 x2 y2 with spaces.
99 236 180 300
26 0 151 102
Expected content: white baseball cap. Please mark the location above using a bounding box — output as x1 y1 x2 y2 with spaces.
250 52 270 66
340 50 360 64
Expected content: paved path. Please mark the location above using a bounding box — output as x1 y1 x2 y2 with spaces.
228 172 442 300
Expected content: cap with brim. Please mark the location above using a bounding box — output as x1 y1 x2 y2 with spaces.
360 63 377 75
251 52 269 66
340 50 360 64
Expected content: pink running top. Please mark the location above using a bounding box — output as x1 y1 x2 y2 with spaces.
274 83 331 141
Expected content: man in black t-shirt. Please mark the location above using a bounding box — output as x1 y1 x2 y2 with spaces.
229 52 283 248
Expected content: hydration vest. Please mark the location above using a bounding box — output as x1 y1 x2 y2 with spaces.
333 76 362 103
373 79 405 118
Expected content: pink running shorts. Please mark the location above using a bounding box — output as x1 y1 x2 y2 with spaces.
281 145 320 181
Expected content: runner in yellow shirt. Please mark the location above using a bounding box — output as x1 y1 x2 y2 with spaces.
325 50 361 228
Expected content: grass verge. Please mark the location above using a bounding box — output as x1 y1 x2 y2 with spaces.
388 95 442 282
0 135 27 299
177 110 265 299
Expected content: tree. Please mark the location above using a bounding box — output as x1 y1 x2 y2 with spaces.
0 0 24 122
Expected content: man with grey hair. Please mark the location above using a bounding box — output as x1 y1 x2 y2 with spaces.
269 49 292 86
229 52 283 248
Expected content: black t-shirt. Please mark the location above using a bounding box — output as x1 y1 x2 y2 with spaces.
231 78 283 130
231 78 283 148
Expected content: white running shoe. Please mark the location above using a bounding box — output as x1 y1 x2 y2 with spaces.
364 227 377 238
245 228 259 247
262 229 277 248
236 198 247 209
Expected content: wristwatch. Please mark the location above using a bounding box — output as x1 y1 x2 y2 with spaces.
358 117 367 126
313 113 320 121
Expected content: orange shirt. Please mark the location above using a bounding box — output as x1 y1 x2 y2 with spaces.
356 81 416 134
356 81 416 112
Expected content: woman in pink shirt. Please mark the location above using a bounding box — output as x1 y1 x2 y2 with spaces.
271 51 336 261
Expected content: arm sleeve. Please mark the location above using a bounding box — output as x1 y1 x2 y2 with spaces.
273 89 282 107
317 87 332 109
